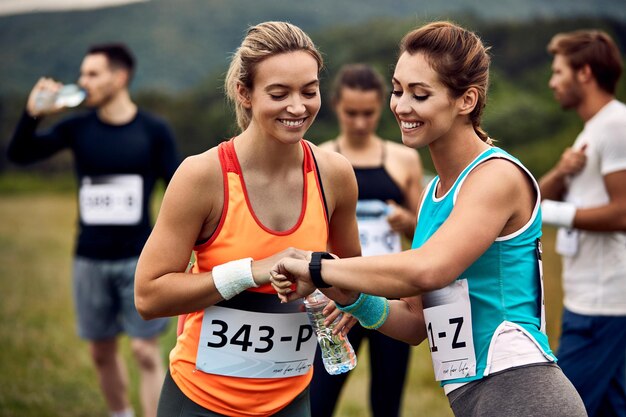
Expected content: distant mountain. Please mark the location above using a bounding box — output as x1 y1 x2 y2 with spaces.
1 0 625 95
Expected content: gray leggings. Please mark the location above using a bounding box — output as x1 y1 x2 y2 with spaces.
157 371 311 417
448 363 587 417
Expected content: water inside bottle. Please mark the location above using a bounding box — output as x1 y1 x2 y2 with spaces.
305 301 357 375
55 84 86 108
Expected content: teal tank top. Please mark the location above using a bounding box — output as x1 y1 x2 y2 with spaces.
412 147 556 386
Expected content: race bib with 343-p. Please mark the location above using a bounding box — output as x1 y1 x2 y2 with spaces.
196 306 317 379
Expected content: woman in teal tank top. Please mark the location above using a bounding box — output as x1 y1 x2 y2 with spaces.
271 21 586 417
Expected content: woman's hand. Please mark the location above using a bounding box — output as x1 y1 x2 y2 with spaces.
323 300 359 336
270 252 362 305
270 257 315 302
270 259 359 335
251 247 310 286
386 200 416 236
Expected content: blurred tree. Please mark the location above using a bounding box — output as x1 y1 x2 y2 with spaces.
1 16 624 183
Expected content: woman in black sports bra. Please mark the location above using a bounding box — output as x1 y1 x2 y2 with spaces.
315 63 424 417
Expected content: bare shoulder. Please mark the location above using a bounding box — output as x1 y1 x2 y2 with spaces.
459 155 536 233
465 157 531 197
175 147 222 187
308 141 353 179
165 147 224 210
318 139 337 152
477 157 529 179
156 147 226 237
386 140 421 166
307 141 358 208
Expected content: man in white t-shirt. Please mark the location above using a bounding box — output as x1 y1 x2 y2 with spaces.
539 29 626 417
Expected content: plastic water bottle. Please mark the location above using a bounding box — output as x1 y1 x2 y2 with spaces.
34 84 86 112
55 84 86 108
304 290 357 375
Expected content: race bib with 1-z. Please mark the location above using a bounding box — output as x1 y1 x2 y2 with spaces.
422 279 476 381
196 306 317 378
79 175 143 225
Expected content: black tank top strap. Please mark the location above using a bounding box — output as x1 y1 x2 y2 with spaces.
333 139 404 205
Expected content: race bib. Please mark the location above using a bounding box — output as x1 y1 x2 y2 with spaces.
555 227 579 257
79 175 143 225
356 200 401 256
196 306 317 378
422 279 476 381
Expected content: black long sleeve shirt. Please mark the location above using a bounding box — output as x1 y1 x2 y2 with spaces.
7 110 180 259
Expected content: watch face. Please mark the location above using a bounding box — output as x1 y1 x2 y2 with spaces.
313 251 333 260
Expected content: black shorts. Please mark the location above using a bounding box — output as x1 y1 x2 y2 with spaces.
157 371 311 417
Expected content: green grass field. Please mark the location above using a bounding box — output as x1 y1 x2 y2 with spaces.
0 189 565 417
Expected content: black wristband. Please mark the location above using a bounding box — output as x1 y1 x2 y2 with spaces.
309 251 334 288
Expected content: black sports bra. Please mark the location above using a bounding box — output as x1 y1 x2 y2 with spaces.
336 141 404 205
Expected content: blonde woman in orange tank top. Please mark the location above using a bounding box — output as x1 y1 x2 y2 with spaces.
135 22 361 417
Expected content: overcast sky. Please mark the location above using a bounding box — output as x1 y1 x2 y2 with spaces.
0 0 148 16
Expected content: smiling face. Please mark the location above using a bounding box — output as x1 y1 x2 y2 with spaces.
549 54 584 110
240 50 321 145
390 51 462 149
334 87 382 141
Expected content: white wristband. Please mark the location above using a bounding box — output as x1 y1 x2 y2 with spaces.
211 258 258 300
541 199 576 228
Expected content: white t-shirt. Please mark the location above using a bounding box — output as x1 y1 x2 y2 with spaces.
561 99 626 316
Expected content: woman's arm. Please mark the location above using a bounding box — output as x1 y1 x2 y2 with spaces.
135 150 308 319
377 297 427 345
135 151 226 319
272 158 531 300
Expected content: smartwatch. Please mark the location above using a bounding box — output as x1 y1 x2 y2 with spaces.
309 251 334 288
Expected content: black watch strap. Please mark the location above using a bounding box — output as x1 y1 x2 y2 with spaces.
309 251 333 288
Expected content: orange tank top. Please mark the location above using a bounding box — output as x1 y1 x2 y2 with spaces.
170 139 329 416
